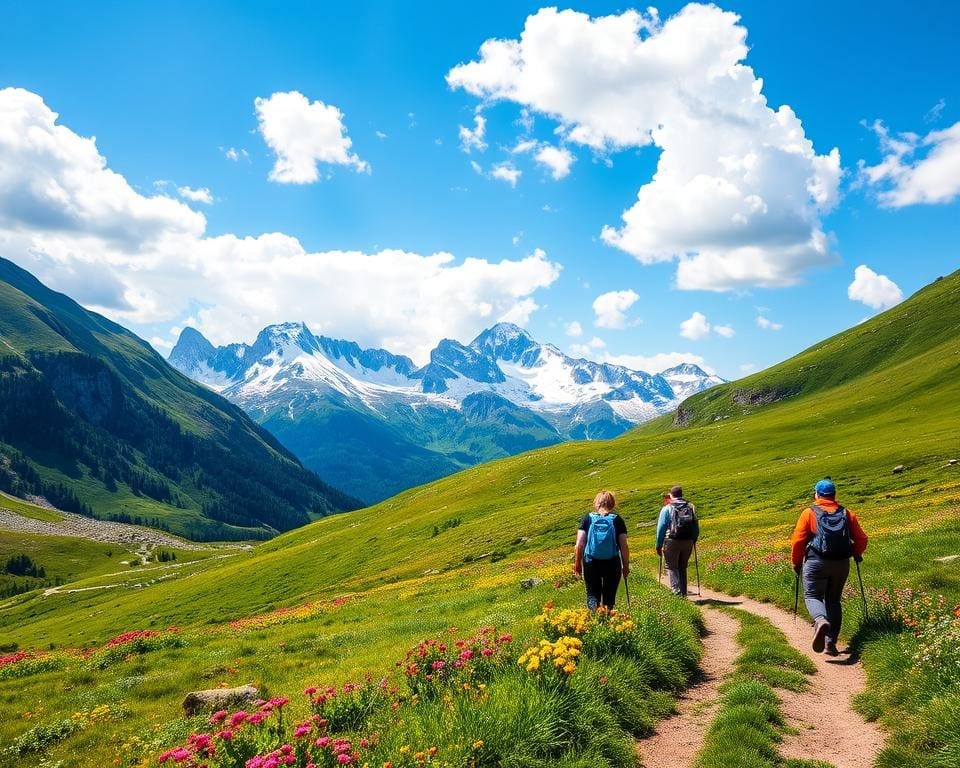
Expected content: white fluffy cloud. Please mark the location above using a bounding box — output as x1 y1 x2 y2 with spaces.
602 351 715 376
714 324 735 338
490 162 521 187
223 147 249 162
177 186 213 204
592 289 639 329
447 4 841 292
0 88 561 364
679 312 711 340
511 139 575 180
678 312 735 339
860 120 960 207
569 336 606 358
254 91 369 184
458 114 487 153
534 144 575 179
565 321 583 337
756 315 783 331
847 264 903 310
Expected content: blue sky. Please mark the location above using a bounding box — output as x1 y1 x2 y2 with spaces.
0 1 957 378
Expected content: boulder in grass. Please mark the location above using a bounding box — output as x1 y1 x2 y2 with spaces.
182 684 259 716
520 577 544 590
893 464 906 474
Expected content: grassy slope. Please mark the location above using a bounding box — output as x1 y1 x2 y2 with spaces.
0 269 958 765
0 258 357 538
2 270 959 645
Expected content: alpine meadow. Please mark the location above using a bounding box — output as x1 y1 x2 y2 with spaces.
1 3 959 768
1 266 958 766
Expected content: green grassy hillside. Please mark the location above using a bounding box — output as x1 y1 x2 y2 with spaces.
1 268 958 766
0 258 359 540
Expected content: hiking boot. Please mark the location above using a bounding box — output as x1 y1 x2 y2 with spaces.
825 641 840 657
812 618 830 653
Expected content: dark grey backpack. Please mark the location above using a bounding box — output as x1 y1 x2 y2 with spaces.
669 501 696 540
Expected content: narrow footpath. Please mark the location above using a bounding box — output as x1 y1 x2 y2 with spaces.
637 585 885 768
636 607 741 768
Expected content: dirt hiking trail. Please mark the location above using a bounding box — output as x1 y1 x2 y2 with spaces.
637 585 885 768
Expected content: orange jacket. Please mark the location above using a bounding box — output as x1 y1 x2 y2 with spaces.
790 497 868 567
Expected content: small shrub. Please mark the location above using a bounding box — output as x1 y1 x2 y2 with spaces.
306 678 393 733
6 718 77 755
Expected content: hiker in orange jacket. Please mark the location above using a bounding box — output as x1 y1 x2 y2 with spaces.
790 479 868 656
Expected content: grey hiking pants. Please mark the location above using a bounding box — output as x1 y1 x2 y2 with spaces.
663 538 695 596
803 556 850 643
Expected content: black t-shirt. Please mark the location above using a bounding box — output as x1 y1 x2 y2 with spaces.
579 512 628 538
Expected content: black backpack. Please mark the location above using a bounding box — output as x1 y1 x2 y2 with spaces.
807 505 852 560
669 501 697 540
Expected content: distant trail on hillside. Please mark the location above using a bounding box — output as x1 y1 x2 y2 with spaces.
637 585 884 768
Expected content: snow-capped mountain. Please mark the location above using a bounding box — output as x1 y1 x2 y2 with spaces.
169 322 723 503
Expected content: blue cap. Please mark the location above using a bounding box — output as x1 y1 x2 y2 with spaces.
814 479 836 497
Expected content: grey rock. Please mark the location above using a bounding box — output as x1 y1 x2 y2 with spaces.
893 464 906 474
182 684 259 716
520 577 544 590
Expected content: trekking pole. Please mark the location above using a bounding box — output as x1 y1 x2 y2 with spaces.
793 570 800 623
621 553 631 608
658 552 663 585
694 543 701 596
855 558 868 622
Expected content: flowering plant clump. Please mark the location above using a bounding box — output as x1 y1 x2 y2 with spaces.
157 697 342 767
87 628 184 669
517 636 583 681
534 603 639 658
228 596 352 633
870 587 960 686
382 743 441 767
306 677 394 732
398 627 513 700
535 606 590 639
6 704 127 756
0 649 67 680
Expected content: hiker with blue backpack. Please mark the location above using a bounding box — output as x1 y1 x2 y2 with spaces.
791 479 869 656
655 486 699 597
574 491 629 610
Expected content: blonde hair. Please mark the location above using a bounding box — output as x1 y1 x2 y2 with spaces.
593 490 616 512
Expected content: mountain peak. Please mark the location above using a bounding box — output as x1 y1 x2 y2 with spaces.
470 322 537 362
660 362 710 377
168 327 215 368
252 321 319 357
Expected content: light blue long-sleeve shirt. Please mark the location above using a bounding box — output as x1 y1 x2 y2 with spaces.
656 501 699 547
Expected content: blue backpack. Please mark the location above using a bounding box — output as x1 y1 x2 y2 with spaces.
584 513 619 562
808 505 852 560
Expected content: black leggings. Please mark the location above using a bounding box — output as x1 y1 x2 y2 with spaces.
583 557 621 609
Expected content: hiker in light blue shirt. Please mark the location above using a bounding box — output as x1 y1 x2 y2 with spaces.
655 485 699 597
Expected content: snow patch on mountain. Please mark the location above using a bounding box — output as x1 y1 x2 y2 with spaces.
169 321 724 431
